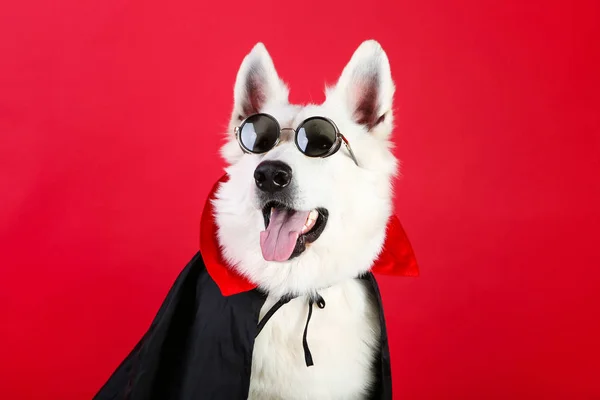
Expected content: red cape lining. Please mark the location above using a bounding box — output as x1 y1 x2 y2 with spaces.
200 174 419 296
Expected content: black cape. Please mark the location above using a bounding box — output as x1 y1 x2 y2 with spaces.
94 252 393 400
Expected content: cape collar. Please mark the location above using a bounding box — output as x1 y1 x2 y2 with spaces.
200 174 419 296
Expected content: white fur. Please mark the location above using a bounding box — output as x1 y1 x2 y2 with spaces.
249 280 381 400
214 40 399 399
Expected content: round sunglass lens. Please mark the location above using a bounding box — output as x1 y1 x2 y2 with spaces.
296 118 337 157
239 114 279 153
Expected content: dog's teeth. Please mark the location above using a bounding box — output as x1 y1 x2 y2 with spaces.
301 210 319 234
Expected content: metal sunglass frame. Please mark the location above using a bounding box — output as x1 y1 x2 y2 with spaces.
234 113 360 167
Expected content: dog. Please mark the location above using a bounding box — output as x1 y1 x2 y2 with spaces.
213 40 399 400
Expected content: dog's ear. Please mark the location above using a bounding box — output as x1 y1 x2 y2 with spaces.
328 40 395 139
232 43 289 122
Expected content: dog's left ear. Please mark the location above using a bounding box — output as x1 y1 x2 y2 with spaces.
327 40 395 139
231 43 289 122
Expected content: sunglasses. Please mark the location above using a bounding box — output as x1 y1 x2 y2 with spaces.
234 113 359 166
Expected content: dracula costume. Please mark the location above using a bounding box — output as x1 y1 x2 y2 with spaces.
94 175 419 400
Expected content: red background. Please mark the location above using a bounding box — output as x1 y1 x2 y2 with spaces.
1 0 599 398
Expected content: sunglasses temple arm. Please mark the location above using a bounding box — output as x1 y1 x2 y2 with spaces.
340 135 360 167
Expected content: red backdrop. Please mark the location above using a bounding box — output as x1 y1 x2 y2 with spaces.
1 0 599 398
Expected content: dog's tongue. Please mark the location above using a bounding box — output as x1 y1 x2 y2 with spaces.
260 208 310 262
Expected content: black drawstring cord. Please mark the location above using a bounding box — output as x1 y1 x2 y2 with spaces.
255 293 326 368
302 294 326 367
256 295 294 337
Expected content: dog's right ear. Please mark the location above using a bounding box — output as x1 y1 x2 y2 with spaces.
231 43 289 122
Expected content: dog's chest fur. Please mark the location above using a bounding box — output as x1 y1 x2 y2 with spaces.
248 278 381 400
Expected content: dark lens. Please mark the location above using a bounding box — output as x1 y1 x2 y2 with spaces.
296 118 337 157
239 114 279 153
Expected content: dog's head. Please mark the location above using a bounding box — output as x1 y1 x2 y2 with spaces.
214 40 399 297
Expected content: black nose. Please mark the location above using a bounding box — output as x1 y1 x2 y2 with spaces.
254 161 292 193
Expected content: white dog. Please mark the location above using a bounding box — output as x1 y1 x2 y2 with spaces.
95 39 413 400
214 40 399 400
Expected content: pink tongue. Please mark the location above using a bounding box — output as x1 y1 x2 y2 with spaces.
260 208 310 262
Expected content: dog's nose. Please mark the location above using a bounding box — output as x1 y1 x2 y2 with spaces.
254 161 292 193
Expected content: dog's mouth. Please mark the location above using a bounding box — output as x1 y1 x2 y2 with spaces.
259 201 329 262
